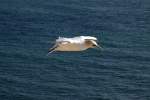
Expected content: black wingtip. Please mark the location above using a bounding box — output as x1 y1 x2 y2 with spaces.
47 47 56 55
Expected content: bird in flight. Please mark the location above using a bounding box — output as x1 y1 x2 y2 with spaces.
48 36 101 54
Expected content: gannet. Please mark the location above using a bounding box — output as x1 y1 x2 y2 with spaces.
48 36 101 54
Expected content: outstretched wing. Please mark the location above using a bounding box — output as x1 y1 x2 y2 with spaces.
47 44 58 54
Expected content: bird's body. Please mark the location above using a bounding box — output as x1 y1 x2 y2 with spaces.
48 36 100 54
55 43 85 51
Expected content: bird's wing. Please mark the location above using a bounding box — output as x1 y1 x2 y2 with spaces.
49 41 70 51
56 37 76 44
56 36 97 44
49 44 58 51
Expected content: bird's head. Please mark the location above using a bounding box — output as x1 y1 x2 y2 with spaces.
85 39 101 49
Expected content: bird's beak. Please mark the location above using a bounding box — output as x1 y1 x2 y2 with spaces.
96 44 102 49
91 40 102 50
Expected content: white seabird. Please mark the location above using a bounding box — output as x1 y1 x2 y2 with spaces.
48 36 101 54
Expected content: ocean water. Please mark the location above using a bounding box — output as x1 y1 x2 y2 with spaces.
0 0 150 100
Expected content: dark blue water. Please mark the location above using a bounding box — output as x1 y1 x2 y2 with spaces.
0 0 150 100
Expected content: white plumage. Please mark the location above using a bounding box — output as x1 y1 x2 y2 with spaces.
56 36 97 43
48 36 100 54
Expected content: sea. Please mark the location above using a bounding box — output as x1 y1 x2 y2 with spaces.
0 0 150 100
